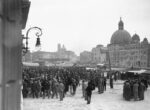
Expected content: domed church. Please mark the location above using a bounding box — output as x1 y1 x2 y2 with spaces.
107 18 150 68
111 18 131 44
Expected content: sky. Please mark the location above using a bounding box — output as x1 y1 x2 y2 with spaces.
23 0 150 55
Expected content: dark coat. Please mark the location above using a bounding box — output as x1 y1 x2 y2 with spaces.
138 83 145 100
86 81 95 96
124 82 131 100
110 78 113 88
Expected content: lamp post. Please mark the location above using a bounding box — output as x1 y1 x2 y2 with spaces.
22 26 42 55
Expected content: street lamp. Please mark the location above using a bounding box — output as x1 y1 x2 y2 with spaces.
22 26 42 55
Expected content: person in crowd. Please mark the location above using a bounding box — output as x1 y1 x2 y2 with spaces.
72 78 77 95
130 80 134 99
84 81 88 101
69 78 74 95
41 77 50 99
85 80 95 104
64 77 69 95
123 81 131 101
141 78 148 90
51 78 59 99
138 82 145 100
110 76 113 89
133 80 139 101
36 79 41 98
31 80 39 98
98 77 104 93
22 80 29 98
114 73 117 81
103 77 107 91
82 80 86 98
58 80 65 101
48 79 52 98
82 79 88 99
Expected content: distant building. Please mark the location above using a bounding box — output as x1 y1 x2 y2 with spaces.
24 44 78 66
91 45 107 64
79 44 108 65
108 18 150 68
80 51 92 64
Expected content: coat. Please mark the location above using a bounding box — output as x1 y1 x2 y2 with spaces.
138 83 145 100
86 81 95 96
58 83 65 92
133 83 139 100
133 83 139 93
124 82 131 100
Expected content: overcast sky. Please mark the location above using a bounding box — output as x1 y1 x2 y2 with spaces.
23 0 150 55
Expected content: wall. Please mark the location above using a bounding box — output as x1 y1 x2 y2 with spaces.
0 0 3 109
0 0 24 110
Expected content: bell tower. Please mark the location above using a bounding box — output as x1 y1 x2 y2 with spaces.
118 17 124 30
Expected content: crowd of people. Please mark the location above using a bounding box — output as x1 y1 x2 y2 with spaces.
23 66 81 101
123 78 148 101
22 66 149 104
22 66 108 104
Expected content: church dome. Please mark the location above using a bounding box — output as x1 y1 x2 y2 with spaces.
132 33 140 43
111 18 131 44
111 30 131 44
142 38 148 44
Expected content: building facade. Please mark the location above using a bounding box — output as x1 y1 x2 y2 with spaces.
24 44 78 65
79 45 108 65
91 45 107 64
80 51 92 64
108 18 150 68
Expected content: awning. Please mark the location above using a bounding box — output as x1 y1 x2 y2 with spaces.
86 67 96 70
128 69 146 74
141 70 150 74
111 68 127 71
97 63 105 66
23 62 39 67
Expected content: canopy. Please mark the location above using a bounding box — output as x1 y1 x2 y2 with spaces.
23 62 39 67
127 69 146 74
86 67 96 70
141 70 150 74
111 68 127 71
97 63 105 66
56 62 74 67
